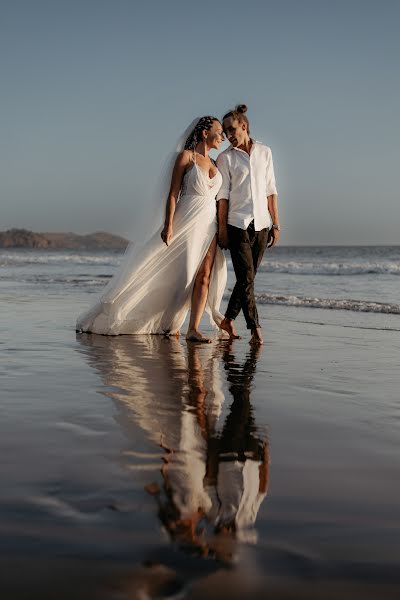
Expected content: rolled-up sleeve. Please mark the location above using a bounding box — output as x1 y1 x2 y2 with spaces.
216 153 231 201
266 148 277 196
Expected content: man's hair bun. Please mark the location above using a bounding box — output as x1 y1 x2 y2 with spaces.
222 104 250 134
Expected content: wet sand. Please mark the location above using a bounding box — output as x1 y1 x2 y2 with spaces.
1 294 400 598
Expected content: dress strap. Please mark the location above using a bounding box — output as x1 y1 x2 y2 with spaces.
193 150 196 164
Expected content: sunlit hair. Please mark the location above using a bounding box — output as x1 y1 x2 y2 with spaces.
184 116 220 150
222 104 250 135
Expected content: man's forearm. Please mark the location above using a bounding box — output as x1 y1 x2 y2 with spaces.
217 199 229 231
267 194 279 225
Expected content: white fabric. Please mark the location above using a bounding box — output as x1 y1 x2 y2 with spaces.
76 163 226 335
167 409 212 518
216 140 277 231
216 459 267 543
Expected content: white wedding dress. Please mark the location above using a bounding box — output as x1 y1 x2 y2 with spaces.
76 158 227 335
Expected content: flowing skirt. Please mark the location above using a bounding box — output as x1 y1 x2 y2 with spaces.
76 192 227 335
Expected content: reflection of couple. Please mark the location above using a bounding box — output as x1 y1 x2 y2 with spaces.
76 104 280 345
77 334 269 560
148 344 269 559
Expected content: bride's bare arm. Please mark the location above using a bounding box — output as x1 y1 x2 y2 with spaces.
161 151 191 246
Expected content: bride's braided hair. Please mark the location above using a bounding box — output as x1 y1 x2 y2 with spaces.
184 116 219 150
222 104 250 135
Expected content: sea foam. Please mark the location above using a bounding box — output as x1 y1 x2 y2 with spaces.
254 293 400 314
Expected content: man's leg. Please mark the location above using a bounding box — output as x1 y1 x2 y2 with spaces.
224 225 246 325
226 224 268 317
247 226 269 343
224 227 244 322
225 281 241 320
251 227 269 272
225 224 259 330
220 225 245 338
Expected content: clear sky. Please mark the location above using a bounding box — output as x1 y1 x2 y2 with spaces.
1 0 399 244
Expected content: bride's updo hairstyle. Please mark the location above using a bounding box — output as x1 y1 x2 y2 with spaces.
222 104 250 135
184 116 219 150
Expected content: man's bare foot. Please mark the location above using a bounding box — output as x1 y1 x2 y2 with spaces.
186 329 212 343
220 318 241 339
250 327 263 345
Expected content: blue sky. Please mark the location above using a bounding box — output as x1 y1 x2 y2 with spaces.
1 0 399 244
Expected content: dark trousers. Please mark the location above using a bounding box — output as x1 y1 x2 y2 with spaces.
225 221 268 330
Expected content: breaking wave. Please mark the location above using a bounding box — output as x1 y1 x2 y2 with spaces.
254 293 400 314
0 252 122 267
256 261 400 276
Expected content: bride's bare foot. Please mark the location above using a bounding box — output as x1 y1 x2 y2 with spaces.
163 330 180 338
186 329 212 343
250 327 263 345
220 318 241 340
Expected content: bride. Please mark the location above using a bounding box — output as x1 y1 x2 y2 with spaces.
76 116 227 342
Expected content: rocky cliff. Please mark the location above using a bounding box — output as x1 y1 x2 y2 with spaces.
0 229 129 250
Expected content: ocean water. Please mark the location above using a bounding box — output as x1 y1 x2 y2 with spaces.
2 245 400 597
1 245 399 329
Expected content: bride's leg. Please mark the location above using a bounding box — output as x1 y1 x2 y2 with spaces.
186 235 217 342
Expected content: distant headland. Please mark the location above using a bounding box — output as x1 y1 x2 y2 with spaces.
0 228 129 250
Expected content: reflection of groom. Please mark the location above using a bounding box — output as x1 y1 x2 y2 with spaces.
217 104 280 344
206 344 269 543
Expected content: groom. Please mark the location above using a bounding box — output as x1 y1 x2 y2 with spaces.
216 105 280 344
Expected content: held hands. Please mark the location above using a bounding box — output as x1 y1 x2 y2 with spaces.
218 228 229 250
161 224 173 246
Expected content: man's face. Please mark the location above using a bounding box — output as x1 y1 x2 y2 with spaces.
223 116 247 147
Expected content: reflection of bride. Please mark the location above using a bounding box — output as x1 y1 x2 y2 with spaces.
76 116 227 342
76 334 224 555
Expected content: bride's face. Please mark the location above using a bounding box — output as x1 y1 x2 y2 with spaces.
205 121 225 150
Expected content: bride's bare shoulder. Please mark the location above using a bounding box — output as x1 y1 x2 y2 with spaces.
181 149 193 162
175 150 193 167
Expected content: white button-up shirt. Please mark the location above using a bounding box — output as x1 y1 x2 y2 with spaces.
216 140 277 231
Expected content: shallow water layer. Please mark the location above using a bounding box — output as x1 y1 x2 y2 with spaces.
1 282 400 598
2 246 400 316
